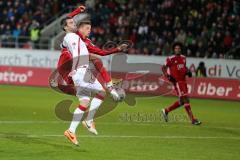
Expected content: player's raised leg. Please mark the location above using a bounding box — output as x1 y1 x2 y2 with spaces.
91 57 123 101
81 75 108 135
82 91 105 135
162 100 182 122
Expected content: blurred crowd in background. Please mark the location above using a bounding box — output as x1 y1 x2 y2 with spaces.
0 0 70 49
0 0 239 59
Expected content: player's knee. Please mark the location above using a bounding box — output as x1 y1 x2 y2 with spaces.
186 98 190 103
179 100 184 105
179 98 184 105
181 97 189 104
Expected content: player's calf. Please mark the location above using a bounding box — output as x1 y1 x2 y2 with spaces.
162 109 169 122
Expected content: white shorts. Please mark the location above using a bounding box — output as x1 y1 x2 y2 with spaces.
71 67 104 100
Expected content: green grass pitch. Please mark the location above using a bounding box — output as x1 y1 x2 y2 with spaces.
0 85 239 160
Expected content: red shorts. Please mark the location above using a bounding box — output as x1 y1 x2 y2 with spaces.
174 81 188 97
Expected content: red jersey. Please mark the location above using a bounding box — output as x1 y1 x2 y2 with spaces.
57 48 74 84
57 7 120 88
165 55 188 82
68 8 120 56
57 34 120 86
68 7 83 17
77 32 120 56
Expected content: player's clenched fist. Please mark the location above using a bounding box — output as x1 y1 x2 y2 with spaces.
79 5 86 12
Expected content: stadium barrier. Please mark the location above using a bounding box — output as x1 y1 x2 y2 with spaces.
0 65 239 101
0 48 239 100
0 49 239 78
0 65 52 87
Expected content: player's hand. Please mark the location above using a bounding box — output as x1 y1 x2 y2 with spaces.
167 75 176 83
186 70 192 77
117 44 128 52
79 5 86 12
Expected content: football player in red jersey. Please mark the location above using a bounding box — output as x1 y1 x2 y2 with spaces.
162 42 201 125
58 6 127 138
59 5 126 97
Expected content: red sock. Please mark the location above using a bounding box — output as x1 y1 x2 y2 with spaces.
79 105 87 112
184 103 195 121
165 101 181 113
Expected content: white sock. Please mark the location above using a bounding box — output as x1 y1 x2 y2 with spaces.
110 88 120 101
106 81 113 88
86 98 103 123
69 107 85 133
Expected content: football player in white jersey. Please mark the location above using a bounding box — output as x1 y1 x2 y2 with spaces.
60 16 115 145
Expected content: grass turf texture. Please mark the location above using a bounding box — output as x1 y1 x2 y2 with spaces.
0 85 239 160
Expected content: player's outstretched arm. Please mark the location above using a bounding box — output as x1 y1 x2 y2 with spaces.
68 5 86 18
87 39 128 56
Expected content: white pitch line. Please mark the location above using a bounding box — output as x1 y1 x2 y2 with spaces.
0 121 66 124
0 121 240 131
0 134 240 140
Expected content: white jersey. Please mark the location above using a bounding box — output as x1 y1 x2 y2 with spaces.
62 32 89 71
62 32 104 100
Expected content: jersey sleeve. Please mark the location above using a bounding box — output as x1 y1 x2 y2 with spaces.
68 7 83 18
183 56 187 70
183 56 186 65
86 39 120 56
165 57 171 67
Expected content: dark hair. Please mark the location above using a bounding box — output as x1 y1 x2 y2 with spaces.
60 17 73 31
172 42 183 50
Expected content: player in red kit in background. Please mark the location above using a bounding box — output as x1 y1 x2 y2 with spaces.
162 42 201 125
